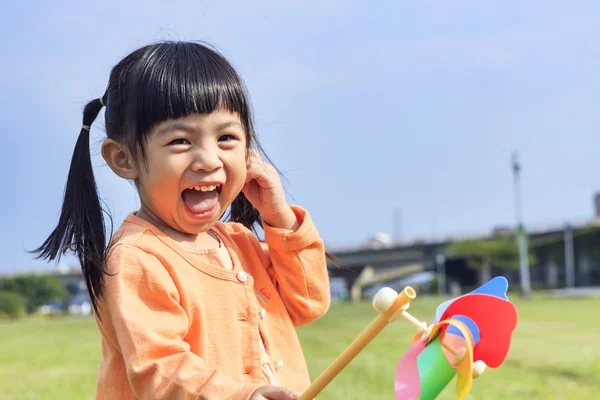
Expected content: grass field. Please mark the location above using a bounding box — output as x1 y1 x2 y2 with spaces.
1 293 598 399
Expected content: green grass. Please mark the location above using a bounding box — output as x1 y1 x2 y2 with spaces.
1 294 598 399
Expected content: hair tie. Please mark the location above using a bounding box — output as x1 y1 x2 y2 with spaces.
82 125 91 131
99 97 105 107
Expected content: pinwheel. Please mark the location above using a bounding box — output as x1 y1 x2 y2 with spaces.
394 276 518 399
297 277 518 400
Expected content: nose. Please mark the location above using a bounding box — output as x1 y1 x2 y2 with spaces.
190 146 223 172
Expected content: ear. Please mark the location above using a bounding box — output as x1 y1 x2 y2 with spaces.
101 139 138 180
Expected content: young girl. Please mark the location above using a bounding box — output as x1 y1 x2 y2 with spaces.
35 41 330 400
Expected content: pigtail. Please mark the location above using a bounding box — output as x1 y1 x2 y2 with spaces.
33 96 109 317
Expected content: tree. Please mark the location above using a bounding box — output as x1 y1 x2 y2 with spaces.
0 274 70 313
0 291 28 318
446 235 536 293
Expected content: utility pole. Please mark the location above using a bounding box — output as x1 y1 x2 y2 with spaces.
511 152 532 297
564 222 575 288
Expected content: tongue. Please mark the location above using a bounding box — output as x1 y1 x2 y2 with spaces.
182 189 219 214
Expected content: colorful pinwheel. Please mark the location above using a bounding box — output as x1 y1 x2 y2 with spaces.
394 277 518 399
297 277 518 400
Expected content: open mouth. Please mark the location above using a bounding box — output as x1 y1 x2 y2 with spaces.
181 184 222 216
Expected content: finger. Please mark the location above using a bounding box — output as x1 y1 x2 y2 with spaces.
245 164 265 184
246 148 261 166
246 151 263 176
248 149 278 175
261 385 301 400
245 163 274 187
249 149 274 173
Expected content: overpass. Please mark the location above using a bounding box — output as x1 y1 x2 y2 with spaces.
326 237 479 300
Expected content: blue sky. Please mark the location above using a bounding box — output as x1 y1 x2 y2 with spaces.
2 1 600 273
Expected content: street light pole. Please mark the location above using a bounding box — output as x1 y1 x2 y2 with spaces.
512 152 532 297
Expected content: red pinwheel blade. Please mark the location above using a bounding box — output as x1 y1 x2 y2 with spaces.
440 293 517 368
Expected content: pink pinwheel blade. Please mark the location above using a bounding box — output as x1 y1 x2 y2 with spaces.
395 340 427 400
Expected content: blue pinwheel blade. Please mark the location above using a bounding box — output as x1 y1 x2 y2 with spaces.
434 276 509 322
445 315 480 345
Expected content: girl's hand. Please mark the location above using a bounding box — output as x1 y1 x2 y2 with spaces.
243 149 298 230
250 384 302 400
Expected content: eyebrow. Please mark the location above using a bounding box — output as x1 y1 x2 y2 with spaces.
215 121 244 131
155 120 244 136
155 121 194 136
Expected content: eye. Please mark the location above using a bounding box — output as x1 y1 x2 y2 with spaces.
168 138 191 146
218 134 235 142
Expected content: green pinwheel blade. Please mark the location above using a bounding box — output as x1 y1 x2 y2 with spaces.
416 336 455 400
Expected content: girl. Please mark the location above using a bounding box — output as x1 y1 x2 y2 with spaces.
34 41 330 400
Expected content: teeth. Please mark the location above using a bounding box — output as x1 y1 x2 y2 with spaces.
191 184 220 192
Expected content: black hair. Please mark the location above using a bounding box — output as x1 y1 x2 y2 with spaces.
33 41 268 317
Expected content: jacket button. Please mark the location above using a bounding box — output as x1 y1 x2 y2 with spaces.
237 271 248 283
275 360 284 370
259 308 266 319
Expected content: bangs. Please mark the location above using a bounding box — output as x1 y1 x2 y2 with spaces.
124 42 252 154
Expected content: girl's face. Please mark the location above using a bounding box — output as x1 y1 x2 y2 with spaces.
135 110 248 235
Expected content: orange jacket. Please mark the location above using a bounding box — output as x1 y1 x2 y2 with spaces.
94 205 330 399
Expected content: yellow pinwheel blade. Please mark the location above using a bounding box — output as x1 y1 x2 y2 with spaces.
427 319 474 399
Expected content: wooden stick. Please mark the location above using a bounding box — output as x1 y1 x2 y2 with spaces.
297 287 416 400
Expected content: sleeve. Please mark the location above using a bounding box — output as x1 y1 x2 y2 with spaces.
261 205 331 327
99 243 262 400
